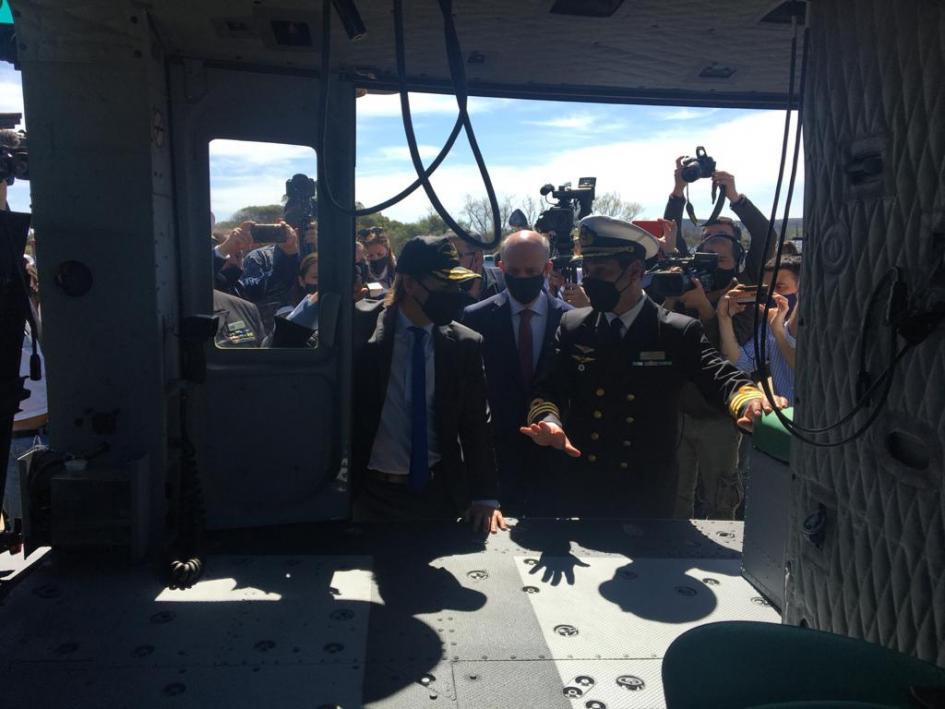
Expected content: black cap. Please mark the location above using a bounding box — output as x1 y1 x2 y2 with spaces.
396 235 481 283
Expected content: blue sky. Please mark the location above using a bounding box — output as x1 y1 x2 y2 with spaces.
1 61 804 226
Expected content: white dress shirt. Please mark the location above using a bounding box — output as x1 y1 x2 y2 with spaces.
367 309 440 475
604 292 648 338
509 290 549 372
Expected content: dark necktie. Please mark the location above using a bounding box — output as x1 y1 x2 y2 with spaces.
518 308 534 384
408 327 429 492
609 316 624 343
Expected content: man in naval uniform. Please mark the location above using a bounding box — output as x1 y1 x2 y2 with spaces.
520 215 776 519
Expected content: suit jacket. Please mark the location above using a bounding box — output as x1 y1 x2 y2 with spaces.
352 306 498 512
212 289 265 348
530 296 754 474
478 265 506 301
462 290 571 435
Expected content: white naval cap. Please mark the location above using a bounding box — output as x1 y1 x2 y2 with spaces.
576 214 660 260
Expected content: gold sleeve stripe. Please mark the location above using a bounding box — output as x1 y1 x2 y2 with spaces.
728 384 764 418
527 399 561 424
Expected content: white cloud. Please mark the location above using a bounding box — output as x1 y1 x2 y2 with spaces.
209 141 317 219
662 107 718 121
211 180 291 219
525 114 597 130
209 139 315 165
376 144 440 161
0 80 24 117
354 110 805 225
356 92 509 118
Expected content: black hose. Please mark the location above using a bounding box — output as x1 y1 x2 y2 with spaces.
394 0 501 248
316 0 466 217
751 24 911 446
434 0 501 247
317 0 503 249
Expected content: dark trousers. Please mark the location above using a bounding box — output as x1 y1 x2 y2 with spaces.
352 470 457 522
494 432 553 516
536 456 679 519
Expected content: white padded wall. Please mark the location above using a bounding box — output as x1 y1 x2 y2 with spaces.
785 0 945 666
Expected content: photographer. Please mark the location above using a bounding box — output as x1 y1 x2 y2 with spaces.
213 220 301 331
717 255 801 405
655 160 774 519
664 157 775 286
213 220 301 299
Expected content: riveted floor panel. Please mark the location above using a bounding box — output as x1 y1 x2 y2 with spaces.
0 520 778 708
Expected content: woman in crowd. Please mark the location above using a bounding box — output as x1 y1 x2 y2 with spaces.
362 231 396 292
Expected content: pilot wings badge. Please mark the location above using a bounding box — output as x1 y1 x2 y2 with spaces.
572 343 596 365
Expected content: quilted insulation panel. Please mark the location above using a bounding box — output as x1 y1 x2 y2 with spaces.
785 0 945 667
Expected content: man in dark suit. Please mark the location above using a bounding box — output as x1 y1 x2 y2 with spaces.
463 231 571 513
521 216 780 519
352 236 507 533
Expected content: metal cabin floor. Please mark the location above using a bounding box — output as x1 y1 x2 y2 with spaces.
0 519 778 708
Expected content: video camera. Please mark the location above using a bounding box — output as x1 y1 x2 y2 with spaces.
535 177 596 251
0 113 28 185
646 252 720 299
284 173 317 254
534 177 596 279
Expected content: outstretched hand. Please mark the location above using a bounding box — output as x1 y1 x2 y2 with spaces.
520 421 581 457
529 551 591 586
737 394 789 432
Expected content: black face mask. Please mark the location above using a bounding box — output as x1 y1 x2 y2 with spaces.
582 267 631 313
419 284 468 326
304 283 318 295
505 274 545 305
369 259 387 277
712 268 738 290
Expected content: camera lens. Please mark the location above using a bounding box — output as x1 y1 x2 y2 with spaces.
681 164 702 183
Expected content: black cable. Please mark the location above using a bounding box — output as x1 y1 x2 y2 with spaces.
757 23 806 384
751 24 912 445
434 0 501 247
317 0 502 250
393 0 467 240
316 0 466 217
394 0 501 248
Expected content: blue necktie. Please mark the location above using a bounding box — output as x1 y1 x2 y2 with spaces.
408 327 429 492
